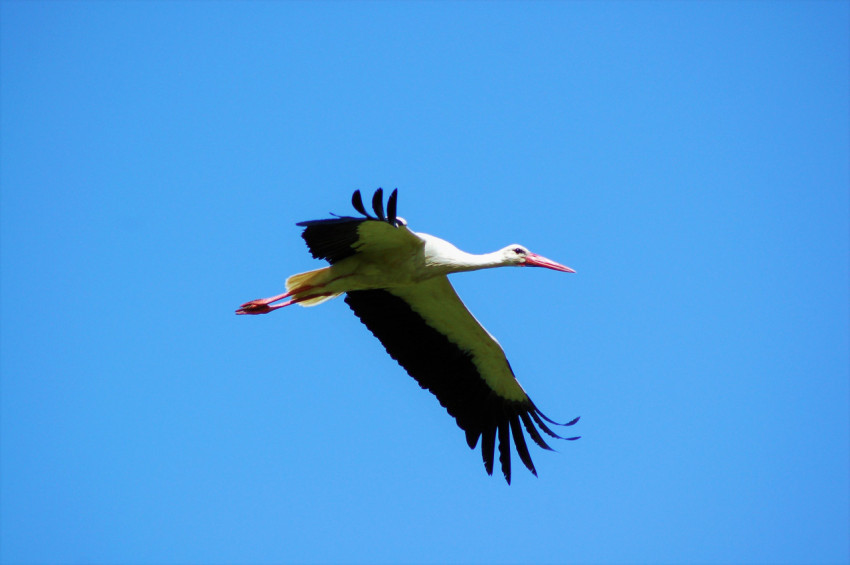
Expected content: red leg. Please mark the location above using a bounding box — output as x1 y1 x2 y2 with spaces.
235 290 296 315
242 292 335 313
235 285 327 315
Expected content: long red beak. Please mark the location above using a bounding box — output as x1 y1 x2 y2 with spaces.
523 253 576 273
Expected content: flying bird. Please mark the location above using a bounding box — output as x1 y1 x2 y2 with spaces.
236 189 579 483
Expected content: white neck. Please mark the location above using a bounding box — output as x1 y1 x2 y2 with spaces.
419 233 509 274
445 250 507 272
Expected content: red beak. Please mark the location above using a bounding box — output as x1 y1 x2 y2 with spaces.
523 253 576 273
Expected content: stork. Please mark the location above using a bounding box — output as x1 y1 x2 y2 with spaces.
236 189 579 483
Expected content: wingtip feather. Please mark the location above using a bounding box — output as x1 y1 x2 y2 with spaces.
465 429 480 450
520 411 554 451
387 189 398 225
510 414 537 476
351 190 369 217
481 426 496 476
371 188 385 220
498 422 512 484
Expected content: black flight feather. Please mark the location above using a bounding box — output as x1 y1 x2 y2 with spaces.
520 411 554 451
344 288 575 483
497 422 512 484
465 428 479 449
536 410 581 427
351 190 370 217
481 425 496 476
298 189 402 264
387 189 398 225
510 414 537 476
296 217 365 264
371 188 385 220
530 410 566 440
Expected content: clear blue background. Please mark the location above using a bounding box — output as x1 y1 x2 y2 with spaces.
2 2 848 564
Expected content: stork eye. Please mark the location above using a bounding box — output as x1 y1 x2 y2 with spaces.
513 247 526 255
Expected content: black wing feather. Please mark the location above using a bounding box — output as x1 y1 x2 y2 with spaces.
497 422 512 484
510 414 536 476
296 217 366 264
351 190 370 217
520 411 554 451
465 428 479 449
481 424 496 476
386 189 398 225
344 288 577 483
372 188 385 220
297 189 401 264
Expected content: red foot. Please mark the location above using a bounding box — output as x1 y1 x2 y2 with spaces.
236 284 329 315
236 301 274 315
235 291 293 315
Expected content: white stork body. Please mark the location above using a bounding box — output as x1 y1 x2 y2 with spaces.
237 189 579 483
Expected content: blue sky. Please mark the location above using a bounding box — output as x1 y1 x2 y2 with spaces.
1 2 848 564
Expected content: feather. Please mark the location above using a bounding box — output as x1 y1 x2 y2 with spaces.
351 190 369 217
510 414 537 475
387 189 398 225
520 411 554 451
497 421 512 484
371 188 385 220
481 425 496 476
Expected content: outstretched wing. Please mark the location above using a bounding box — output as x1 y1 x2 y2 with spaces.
297 188 412 264
344 276 579 484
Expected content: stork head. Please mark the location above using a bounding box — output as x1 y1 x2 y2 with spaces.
502 245 576 273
